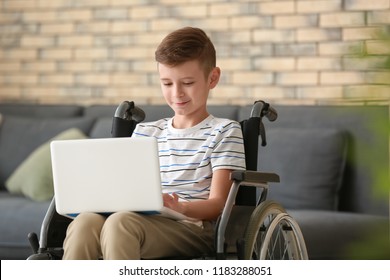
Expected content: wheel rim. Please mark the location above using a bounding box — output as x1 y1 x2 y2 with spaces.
244 201 308 260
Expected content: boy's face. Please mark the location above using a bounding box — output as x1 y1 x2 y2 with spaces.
158 60 220 127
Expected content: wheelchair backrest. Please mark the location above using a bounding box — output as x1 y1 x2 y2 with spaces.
235 117 262 206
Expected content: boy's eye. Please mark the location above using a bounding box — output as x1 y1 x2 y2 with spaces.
163 82 172 86
183 82 194 86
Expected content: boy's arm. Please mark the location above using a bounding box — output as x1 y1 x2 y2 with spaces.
163 169 233 221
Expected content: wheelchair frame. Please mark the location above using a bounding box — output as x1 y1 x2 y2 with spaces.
27 100 308 260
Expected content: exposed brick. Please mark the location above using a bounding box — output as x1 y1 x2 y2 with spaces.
297 57 342 70
94 35 132 47
131 61 157 73
274 14 318 29
1 0 389 105
254 57 296 71
0 62 21 72
36 0 73 9
297 28 341 42
320 71 365 85
368 11 390 24
0 12 22 24
170 5 207 18
250 86 294 100
113 47 154 59
259 1 295 14
74 48 109 59
343 55 390 70
212 31 251 44
93 61 130 72
57 35 93 47
40 74 74 85
366 40 390 54
366 71 390 84
3 0 37 10
93 8 127 20
296 86 343 99
191 18 230 31
344 85 390 99
27 87 61 98
111 21 148 33
76 22 111 34
58 61 93 72
70 0 110 8
231 15 272 30
0 87 21 100
297 0 342 13
218 58 252 71
150 19 188 32
129 5 169 19
23 61 56 72
111 73 147 86
319 41 363 55
92 60 132 72
343 27 383 41
20 36 56 47
274 43 317 56
132 32 166 46
211 85 251 99
4 73 38 85
75 74 111 86
344 0 390 11
320 12 366 27
232 71 273 85
276 72 318 85
41 23 75 34
23 11 58 22
210 3 249 16
3 49 37 60
39 49 72 60
253 30 295 43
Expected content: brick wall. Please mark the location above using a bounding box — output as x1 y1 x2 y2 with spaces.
0 0 389 106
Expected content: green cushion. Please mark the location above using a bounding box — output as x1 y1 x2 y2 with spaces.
5 128 87 201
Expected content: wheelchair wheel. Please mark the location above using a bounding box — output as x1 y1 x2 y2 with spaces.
243 200 308 260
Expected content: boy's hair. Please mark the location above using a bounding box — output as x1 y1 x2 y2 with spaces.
155 27 216 77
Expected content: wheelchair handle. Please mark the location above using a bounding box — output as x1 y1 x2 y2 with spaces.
112 101 146 137
249 100 278 147
114 100 145 123
250 100 277 122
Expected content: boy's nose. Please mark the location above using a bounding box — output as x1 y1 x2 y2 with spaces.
173 85 184 97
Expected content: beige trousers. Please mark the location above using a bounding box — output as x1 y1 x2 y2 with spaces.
62 211 214 260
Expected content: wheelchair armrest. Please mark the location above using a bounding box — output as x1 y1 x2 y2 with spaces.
230 170 280 183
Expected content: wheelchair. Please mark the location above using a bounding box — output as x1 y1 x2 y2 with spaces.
27 100 308 260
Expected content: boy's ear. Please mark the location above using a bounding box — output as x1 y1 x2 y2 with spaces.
209 67 221 89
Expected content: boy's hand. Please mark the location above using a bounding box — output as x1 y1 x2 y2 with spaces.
163 193 183 213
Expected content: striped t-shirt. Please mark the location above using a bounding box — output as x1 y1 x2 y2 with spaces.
132 115 246 201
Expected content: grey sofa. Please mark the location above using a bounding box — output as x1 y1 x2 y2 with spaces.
0 102 389 260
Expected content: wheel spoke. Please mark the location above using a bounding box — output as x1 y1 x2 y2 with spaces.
243 201 308 260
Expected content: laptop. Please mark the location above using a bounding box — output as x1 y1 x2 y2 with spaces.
50 137 190 220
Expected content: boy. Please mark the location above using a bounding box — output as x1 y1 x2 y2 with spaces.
63 27 246 259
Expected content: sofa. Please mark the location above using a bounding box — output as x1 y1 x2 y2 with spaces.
0 102 389 260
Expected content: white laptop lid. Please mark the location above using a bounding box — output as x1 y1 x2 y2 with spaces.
51 137 164 217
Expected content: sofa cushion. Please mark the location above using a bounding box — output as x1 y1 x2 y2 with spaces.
0 191 51 260
288 209 390 259
0 116 95 189
260 128 348 210
89 117 113 138
0 103 83 118
5 128 87 201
